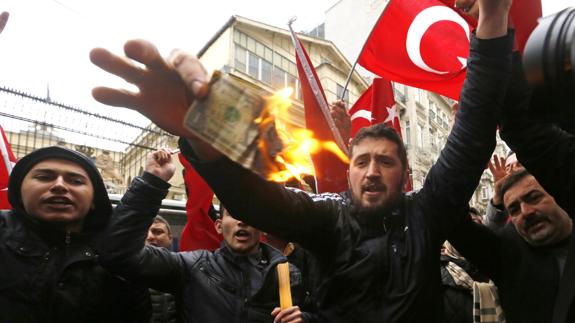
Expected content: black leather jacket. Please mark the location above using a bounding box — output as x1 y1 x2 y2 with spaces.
99 172 314 323
180 31 512 322
0 212 151 323
0 147 151 323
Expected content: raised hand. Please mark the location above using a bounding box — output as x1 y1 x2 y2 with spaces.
90 40 209 137
454 0 479 20
0 12 9 34
145 148 176 182
330 100 350 144
487 154 508 206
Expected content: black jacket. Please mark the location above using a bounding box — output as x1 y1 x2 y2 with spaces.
447 37 575 323
495 35 575 323
0 146 150 323
180 31 513 323
99 172 313 323
149 289 177 323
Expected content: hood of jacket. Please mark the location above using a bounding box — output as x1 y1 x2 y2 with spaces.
8 146 112 233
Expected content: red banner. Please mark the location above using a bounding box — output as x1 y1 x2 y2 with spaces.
177 154 221 251
292 35 349 193
0 126 16 209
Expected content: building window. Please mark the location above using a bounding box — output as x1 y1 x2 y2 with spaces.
405 120 411 146
248 52 259 79
480 185 490 200
234 45 246 73
233 30 301 97
261 59 272 84
287 74 298 97
272 67 286 89
417 124 424 148
429 129 436 147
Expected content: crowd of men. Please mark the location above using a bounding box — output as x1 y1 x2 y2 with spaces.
2 0 575 322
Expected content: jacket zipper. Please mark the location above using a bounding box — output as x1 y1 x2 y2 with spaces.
65 231 71 245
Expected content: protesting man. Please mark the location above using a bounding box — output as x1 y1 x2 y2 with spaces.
146 216 177 323
0 146 151 322
146 215 173 249
449 168 572 322
90 0 512 321
494 16 575 323
100 149 314 322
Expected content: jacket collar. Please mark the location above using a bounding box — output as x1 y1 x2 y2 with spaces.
217 242 287 268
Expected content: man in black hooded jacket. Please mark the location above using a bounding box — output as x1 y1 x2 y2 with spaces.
0 146 152 322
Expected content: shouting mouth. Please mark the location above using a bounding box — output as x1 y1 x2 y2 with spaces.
234 229 251 242
363 183 385 196
43 196 74 209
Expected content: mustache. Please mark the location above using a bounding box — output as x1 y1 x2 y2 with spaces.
362 180 387 191
523 213 548 232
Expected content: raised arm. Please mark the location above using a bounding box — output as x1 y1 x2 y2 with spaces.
0 12 9 35
98 149 186 293
419 0 514 237
91 41 342 255
499 54 575 216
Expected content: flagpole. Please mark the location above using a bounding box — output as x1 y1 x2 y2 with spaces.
340 0 392 102
288 18 349 155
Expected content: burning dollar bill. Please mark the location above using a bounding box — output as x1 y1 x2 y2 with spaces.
183 72 284 178
183 71 349 183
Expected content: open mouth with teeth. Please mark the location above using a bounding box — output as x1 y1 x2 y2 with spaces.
234 229 252 242
363 184 385 194
43 196 74 208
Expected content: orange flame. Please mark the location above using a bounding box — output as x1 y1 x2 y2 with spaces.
261 88 349 183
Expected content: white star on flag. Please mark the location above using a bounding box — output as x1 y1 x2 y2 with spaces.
383 105 398 124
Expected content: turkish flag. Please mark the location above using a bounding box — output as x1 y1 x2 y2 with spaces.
294 38 349 193
177 154 221 251
359 0 472 100
349 84 373 139
0 126 16 209
438 0 542 52
349 78 413 191
350 78 402 138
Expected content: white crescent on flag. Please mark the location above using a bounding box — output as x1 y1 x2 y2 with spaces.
406 6 470 75
350 109 373 122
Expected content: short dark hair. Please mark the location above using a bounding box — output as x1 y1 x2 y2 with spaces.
500 169 531 202
153 215 172 235
349 123 407 170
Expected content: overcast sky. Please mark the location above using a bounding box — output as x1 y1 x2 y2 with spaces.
0 0 573 128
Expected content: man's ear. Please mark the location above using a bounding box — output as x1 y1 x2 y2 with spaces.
403 168 409 189
347 169 351 188
214 218 223 234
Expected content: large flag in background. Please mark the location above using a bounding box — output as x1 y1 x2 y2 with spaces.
359 0 541 100
359 0 472 100
0 126 16 209
349 78 413 191
438 0 542 53
292 34 349 193
177 154 221 251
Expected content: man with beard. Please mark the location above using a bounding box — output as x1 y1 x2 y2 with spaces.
100 150 315 322
89 0 513 320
